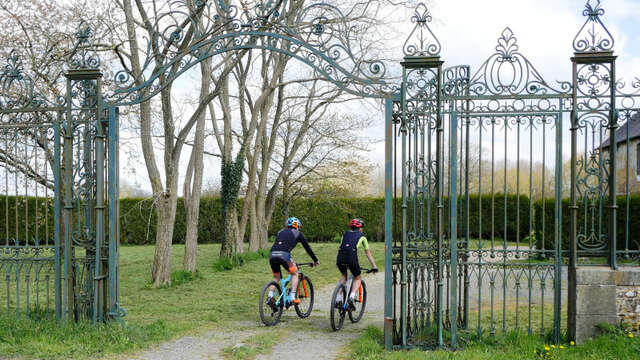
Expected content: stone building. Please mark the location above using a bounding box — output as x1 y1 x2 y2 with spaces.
601 113 640 194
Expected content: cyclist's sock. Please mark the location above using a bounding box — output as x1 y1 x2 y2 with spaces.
289 290 296 302
349 292 356 301
268 290 274 298
336 292 343 303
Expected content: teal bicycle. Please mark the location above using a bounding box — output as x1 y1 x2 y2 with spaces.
259 263 315 326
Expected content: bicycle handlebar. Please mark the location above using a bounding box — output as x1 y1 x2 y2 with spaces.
297 262 316 267
360 268 379 274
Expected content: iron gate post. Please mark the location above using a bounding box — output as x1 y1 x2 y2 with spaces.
94 76 105 323
568 59 578 340
553 112 563 344
449 109 458 346
384 95 395 350
63 75 75 322
54 112 63 320
608 61 618 270
434 62 444 349
107 106 123 321
400 75 408 348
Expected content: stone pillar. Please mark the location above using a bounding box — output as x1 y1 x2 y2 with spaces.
570 266 640 343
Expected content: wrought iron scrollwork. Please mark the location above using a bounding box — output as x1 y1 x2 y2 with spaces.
108 0 397 105
467 28 571 96
403 3 440 57
0 51 48 110
572 0 614 53
67 20 101 70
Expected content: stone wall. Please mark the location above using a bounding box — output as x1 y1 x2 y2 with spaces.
570 267 640 343
617 287 640 331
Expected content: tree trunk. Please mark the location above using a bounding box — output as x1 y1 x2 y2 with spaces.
182 58 210 273
221 206 239 257
152 195 177 286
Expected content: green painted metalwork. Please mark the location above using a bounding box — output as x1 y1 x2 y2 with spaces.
387 0 640 350
0 21 122 323
0 0 637 348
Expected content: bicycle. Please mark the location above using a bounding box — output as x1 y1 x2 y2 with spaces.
330 267 377 331
259 262 315 326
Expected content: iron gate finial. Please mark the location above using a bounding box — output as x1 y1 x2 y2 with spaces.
573 0 614 52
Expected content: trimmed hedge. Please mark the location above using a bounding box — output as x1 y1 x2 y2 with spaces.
0 196 55 244
533 195 640 251
461 194 531 242
120 195 530 245
0 195 533 245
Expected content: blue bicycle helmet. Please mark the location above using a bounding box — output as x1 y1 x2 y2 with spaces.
287 217 301 229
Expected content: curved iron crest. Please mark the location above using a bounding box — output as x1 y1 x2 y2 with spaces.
403 2 441 57
0 50 49 110
573 0 614 53
107 0 398 104
465 28 571 96
1 1 638 108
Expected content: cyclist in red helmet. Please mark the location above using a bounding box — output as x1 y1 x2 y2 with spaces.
335 218 378 307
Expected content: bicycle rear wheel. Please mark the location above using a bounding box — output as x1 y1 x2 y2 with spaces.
348 280 367 323
330 283 347 331
259 281 283 326
294 274 314 318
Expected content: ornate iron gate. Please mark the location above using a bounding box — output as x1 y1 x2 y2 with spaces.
0 25 122 322
384 1 640 349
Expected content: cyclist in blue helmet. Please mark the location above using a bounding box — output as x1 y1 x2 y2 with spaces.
268 217 319 304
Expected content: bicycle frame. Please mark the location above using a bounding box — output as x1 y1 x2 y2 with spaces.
339 270 368 310
273 271 309 308
273 275 292 308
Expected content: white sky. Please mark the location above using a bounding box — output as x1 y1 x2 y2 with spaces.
365 0 640 169
120 0 640 194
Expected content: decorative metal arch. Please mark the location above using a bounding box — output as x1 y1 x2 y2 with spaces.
108 0 398 105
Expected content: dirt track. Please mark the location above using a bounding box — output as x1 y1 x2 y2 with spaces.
123 272 385 360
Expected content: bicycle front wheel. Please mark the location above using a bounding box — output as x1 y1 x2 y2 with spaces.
294 274 314 318
259 280 283 326
348 280 367 323
330 283 347 331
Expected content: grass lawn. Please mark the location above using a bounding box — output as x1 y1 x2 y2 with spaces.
1 240 638 359
345 326 640 360
0 242 385 359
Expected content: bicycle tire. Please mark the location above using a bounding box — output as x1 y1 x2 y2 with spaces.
330 283 347 331
259 280 283 326
294 274 314 318
348 279 367 323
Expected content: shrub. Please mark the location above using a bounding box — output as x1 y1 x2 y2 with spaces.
533 195 640 252
212 249 269 272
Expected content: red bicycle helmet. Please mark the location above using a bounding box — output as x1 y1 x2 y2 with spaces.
349 218 364 228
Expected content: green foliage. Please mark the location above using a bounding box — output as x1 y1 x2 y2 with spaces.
533 195 640 251
464 194 531 242
221 145 246 213
119 195 531 244
170 270 202 287
273 197 387 242
0 193 531 245
0 196 55 244
347 325 640 359
0 313 169 359
212 248 269 272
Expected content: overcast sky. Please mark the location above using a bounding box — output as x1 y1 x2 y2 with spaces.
121 0 640 194
365 0 640 168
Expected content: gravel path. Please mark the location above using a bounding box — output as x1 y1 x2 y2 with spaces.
122 273 385 360
256 272 385 360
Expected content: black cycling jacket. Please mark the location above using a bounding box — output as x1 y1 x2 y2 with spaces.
270 228 318 263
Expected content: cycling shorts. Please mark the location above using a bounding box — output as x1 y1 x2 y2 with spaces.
269 251 297 275
336 252 361 277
